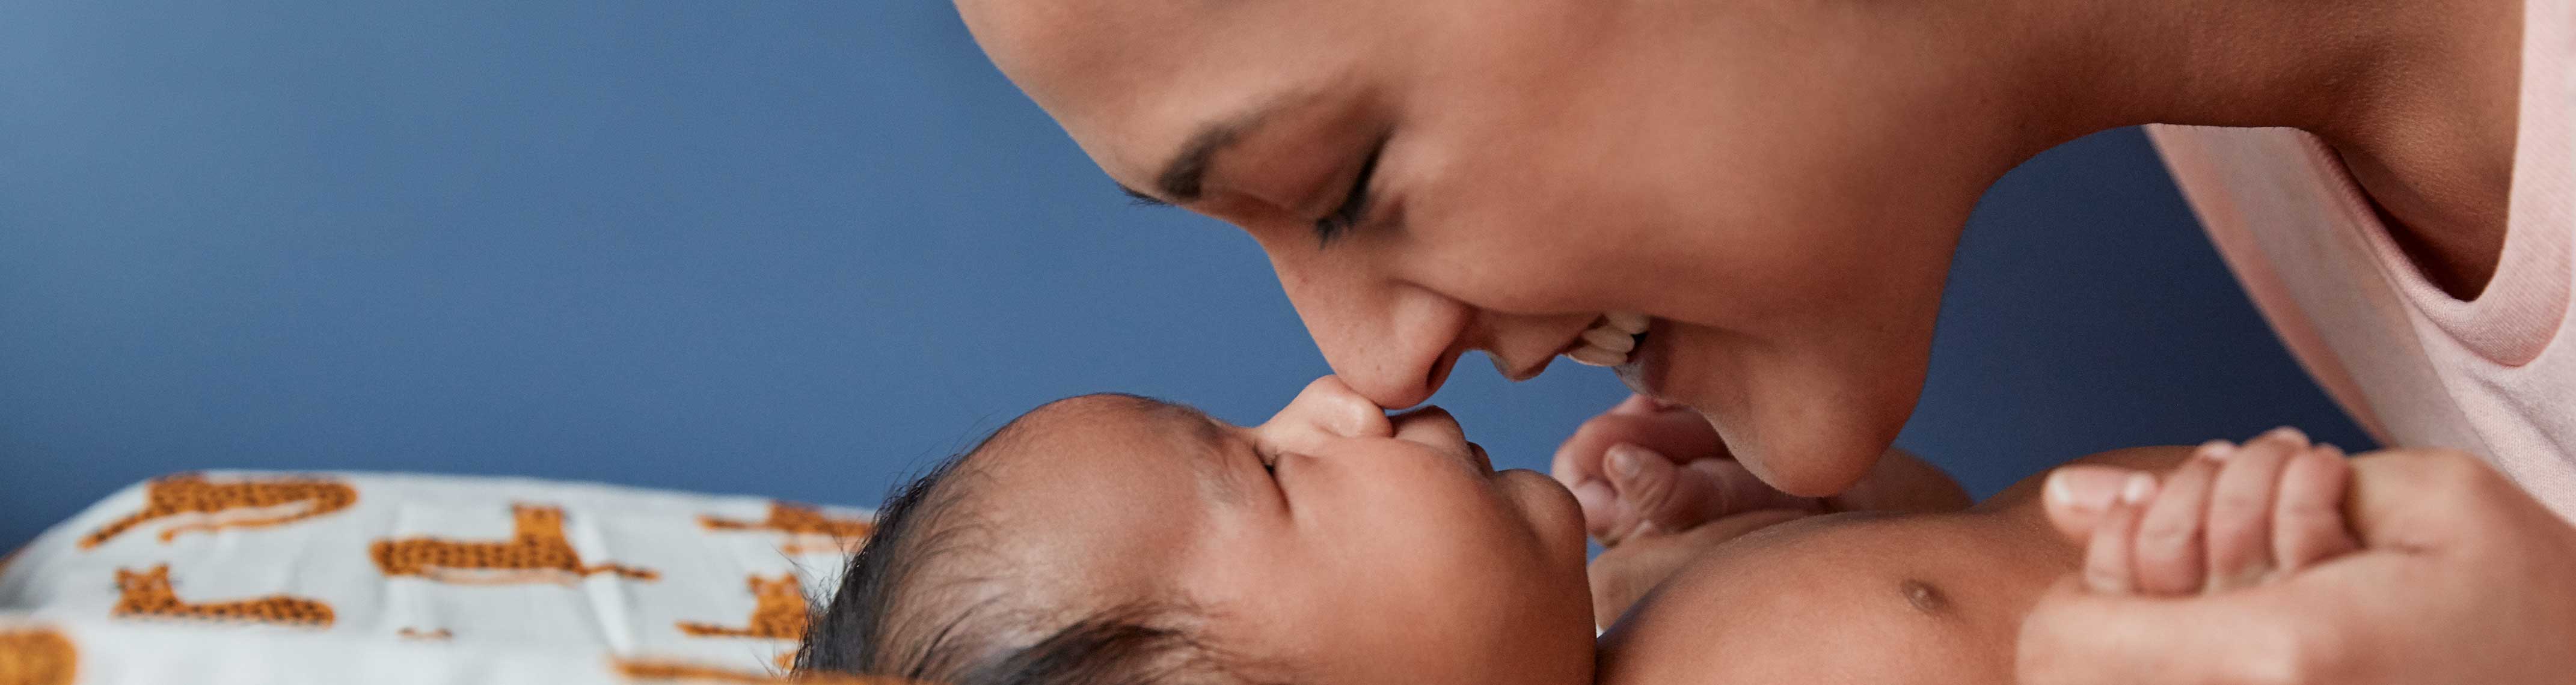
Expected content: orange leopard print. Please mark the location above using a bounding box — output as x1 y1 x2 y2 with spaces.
112 564 335 627
371 504 659 585
676 573 809 640
80 473 356 549
0 627 75 685
701 502 874 555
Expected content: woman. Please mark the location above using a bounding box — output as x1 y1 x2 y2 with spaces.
950 0 2576 680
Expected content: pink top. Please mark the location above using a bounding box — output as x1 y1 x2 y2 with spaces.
2148 0 2576 520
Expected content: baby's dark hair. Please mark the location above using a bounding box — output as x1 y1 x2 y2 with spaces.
794 398 1249 684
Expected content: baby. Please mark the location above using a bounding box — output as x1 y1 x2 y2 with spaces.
794 377 2366 684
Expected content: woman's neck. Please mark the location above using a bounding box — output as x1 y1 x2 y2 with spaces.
1994 0 2524 297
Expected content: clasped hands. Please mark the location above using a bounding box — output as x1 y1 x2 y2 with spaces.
1556 394 2576 684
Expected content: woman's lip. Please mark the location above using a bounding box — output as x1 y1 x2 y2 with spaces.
1467 440 1494 471
1614 320 1669 400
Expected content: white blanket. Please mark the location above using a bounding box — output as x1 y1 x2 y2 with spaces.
0 471 878 684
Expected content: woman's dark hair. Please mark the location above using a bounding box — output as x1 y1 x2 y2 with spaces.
793 421 1244 684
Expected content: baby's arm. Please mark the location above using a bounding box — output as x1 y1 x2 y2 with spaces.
2062 428 2361 595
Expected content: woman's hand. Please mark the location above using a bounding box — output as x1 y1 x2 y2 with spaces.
2019 447 2576 684
1552 394 1971 546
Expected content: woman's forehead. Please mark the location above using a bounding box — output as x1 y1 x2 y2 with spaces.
956 0 1371 183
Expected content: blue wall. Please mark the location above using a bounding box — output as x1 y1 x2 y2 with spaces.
0 2 2367 548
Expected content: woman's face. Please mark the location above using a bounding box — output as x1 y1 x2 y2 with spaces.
956 0 2023 495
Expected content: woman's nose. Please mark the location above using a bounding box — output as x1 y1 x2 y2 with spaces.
1281 276 1473 410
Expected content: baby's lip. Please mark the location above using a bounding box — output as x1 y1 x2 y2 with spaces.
1466 441 1494 472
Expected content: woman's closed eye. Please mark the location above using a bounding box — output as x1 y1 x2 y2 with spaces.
1313 139 1385 246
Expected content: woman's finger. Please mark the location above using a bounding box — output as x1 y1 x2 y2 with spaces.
2043 464 2139 541
2201 438 2285 592
2274 444 2358 572
2133 455 2219 594
2085 473 2157 594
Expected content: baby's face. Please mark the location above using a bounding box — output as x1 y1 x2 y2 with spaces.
964 377 1594 684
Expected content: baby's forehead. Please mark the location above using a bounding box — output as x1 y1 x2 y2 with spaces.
972 394 1218 472
935 394 1232 612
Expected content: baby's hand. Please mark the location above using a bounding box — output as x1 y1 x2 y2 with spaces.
2050 428 2361 595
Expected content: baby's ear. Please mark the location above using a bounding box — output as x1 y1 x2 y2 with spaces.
2041 466 2138 543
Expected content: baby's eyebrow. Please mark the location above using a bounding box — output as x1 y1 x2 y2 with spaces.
1152 403 1256 505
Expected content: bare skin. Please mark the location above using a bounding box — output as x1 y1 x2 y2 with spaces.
882 388 2379 685
958 0 2519 497
951 0 2546 678
1597 433 2368 684
916 379 1596 685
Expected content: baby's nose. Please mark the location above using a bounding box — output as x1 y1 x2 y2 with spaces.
1259 376 1394 442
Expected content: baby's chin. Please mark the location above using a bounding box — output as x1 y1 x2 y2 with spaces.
1494 469 1592 567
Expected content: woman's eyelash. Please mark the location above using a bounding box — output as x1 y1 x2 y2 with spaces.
1313 141 1384 246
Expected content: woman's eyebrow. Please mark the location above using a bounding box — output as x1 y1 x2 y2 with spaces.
1127 103 1283 205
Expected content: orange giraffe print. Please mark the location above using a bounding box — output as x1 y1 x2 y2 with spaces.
112 564 336 627
0 627 75 685
680 573 810 667
676 574 809 641
370 504 658 585
700 502 875 555
80 473 356 549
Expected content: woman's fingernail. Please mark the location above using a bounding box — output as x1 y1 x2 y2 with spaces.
2045 466 2132 511
2119 473 2158 505
2196 440 2236 461
1608 444 1649 477
2262 426 2310 445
